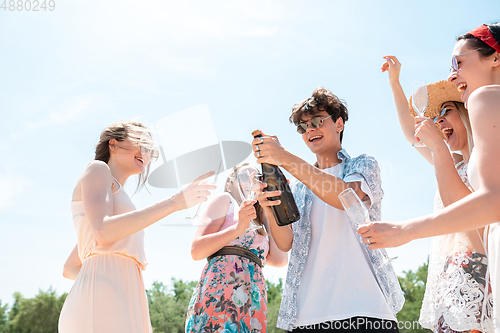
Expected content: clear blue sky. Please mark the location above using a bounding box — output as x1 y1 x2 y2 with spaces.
1 0 498 307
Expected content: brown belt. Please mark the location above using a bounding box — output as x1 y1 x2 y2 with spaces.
207 246 263 267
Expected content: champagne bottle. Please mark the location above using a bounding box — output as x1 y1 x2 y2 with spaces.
252 130 300 226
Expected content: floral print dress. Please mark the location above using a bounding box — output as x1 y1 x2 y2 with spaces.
185 199 270 333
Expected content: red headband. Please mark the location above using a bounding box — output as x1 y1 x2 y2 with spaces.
467 24 500 53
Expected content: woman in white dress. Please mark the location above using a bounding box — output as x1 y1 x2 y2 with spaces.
382 56 493 332
359 22 500 331
59 120 216 333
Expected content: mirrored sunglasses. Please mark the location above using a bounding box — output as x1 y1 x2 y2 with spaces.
433 108 450 123
450 48 480 72
296 114 333 134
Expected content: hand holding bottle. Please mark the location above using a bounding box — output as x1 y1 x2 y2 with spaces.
251 131 290 167
253 181 282 208
251 130 300 226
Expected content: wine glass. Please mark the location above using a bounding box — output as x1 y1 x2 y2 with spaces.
338 188 397 267
184 160 223 226
412 80 429 148
236 169 263 232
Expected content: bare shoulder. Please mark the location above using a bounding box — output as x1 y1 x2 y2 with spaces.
84 161 111 175
468 86 500 135
86 160 111 172
80 161 113 185
73 161 112 201
198 192 232 233
474 84 500 96
467 86 500 169
469 85 500 113
204 192 232 218
206 192 232 211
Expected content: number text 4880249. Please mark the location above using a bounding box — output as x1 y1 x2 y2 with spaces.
1 0 55 11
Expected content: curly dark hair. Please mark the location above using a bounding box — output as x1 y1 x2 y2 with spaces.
289 87 349 142
458 23 500 58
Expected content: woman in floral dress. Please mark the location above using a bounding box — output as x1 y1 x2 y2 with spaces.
186 163 288 333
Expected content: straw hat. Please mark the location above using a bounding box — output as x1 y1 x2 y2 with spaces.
408 80 462 118
408 80 463 140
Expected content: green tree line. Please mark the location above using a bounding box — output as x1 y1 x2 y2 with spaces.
0 263 429 333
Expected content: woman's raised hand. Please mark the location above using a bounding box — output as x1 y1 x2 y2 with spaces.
381 55 401 85
170 171 217 211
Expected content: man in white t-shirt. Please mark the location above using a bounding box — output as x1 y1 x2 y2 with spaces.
251 87 400 332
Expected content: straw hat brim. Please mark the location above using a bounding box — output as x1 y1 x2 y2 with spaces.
408 80 463 140
408 80 462 118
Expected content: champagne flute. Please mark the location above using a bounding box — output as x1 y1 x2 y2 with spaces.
184 160 223 226
338 188 397 267
412 80 429 148
237 170 263 232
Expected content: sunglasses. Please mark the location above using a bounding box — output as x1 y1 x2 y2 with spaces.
433 107 451 123
113 137 159 162
296 114 333 134
140 146 159 161
450 48 480 73
114 144 159 162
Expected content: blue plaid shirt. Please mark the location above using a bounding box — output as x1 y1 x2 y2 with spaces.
277 148 384 330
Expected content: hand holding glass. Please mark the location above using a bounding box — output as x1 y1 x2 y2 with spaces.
338 188 397 267
237 170 263 232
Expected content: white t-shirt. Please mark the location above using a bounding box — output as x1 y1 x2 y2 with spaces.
295 164 395 327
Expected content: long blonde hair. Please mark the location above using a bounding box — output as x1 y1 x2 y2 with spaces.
454 102 474 162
